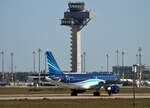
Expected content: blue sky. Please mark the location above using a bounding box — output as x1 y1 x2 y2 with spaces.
0 0 150 72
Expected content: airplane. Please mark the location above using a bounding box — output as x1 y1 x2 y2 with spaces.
45 50 120 96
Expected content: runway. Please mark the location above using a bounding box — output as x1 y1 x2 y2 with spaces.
0 93 150 100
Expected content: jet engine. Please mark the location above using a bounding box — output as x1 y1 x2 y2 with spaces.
106 85 120 96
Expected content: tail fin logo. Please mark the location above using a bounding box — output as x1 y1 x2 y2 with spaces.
46 51 63 74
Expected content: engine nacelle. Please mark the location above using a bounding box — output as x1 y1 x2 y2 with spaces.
106 85 120 94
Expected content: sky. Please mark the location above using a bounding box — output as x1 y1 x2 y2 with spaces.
0 0 150 72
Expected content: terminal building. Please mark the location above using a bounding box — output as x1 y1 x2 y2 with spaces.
112 66 132 75
144 66 150 71
112 65 145 75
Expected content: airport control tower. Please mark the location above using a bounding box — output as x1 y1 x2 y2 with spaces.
61 2 95 73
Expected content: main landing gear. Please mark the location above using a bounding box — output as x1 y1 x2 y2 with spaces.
71 89 85 96
108 91 112 96
93 88 100 96
93 91 100 96
70 87 113 96
71 90 78 96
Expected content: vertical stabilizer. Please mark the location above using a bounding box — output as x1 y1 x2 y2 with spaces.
46 51 63 74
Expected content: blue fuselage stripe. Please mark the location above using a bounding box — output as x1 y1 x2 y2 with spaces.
49 74 120 83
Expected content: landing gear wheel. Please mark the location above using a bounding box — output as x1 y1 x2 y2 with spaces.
108 91 112 96
93 92 100 96
71 91 78 96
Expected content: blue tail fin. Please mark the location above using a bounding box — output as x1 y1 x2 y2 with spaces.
46 50 63 74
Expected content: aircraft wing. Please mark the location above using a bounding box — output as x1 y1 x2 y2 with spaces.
45 76 83 89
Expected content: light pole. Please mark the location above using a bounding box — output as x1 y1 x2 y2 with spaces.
81 54 83 73
106 54 109 74
44 51 47 73
14 65 16 85
132 64 137 108
100 66 103 72
10 52 14 82
122 51 125 66
138 47 142 87
138 47 142 66
38 48 41 84
83 52 86 73
32 51 36 73
136 54 139 81
136 54 138 64
115 49 119 76
0 50 4 81
122 51 125 79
